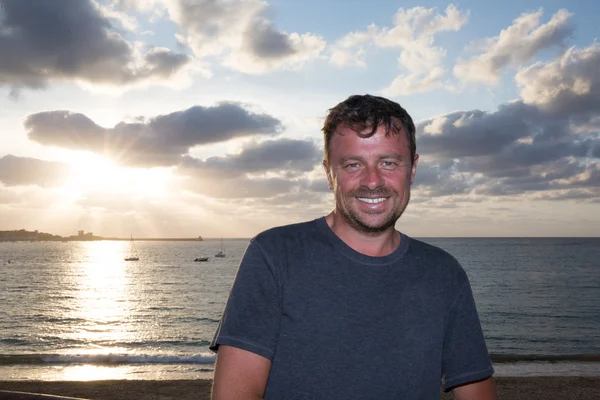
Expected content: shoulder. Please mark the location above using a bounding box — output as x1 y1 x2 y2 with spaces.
241 219 322 277
406 237 468 284
253 218 320 245
248 218 322 256
407 238 457 261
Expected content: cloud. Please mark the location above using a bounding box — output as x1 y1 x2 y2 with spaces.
0 0 190 93
177 138 322 198
162 0 325 74
413 161 472 197
516 43 600 119
412 43 600 200
0 155 71 187
24 103 283 167
383 67 446 97
417 103 538 159
184 176 303 199
454 9 573 85
179 138 321 179
0 186 23 204
416 100 599 197
330 5 469 95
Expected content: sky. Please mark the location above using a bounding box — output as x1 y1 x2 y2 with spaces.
0 0 599 238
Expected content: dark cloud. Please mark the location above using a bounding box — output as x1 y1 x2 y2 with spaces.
24 112 107 151
245 19 296 59
180 138 320 179
24 103 283 167
177 138 322 198
0 155 70 187
463 138 593 176
570 163 600 188
0 0 190 92
593 143 600 158
413 161 472 197
306 178 329 193
417 102 541 159
415 43 600 201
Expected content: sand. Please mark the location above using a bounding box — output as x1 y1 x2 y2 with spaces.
0 377 599 399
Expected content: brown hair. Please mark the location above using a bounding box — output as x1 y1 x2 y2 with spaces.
322 94 416 166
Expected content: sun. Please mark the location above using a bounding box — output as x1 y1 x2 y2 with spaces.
59 152 169 202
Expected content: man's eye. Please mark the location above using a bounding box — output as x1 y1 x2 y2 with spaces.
345 163 359 168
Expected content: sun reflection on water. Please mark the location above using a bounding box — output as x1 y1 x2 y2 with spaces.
60 364 129 381
68 241 135 349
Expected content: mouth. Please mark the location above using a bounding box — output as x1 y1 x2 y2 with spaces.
357 197 388 204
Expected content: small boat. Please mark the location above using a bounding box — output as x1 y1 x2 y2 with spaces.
215 237 226 258
194 257 209 262
124 234 140 261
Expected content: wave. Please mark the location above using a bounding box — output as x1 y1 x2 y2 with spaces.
0 353 216 366
2 352 598 367
0 338 211 348
490 354 600 362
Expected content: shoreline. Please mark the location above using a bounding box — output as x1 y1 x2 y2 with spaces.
1 377 599 400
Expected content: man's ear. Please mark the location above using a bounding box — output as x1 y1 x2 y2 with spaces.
323 160 333 190
410 154 419 185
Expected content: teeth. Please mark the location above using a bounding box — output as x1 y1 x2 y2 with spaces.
358 197 386 204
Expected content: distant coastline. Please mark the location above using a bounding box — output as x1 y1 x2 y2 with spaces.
0 229 205 242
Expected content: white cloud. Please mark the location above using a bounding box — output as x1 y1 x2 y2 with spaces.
161 0 325 74
375 4 469 47
329 4 469 95
100 2 139 31
423 116 448 135
327 48 367 69
381 67 445 96
454 9 573 85
515 43 600 115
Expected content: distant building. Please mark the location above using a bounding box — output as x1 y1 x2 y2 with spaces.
78 230 84 237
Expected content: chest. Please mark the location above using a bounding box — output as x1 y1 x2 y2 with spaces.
267 255 448 398
278 254 448 354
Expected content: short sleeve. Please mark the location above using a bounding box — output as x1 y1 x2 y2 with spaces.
209 238 281 361
441 279 494 391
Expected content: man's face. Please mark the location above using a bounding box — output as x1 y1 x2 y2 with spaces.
324 124 418 234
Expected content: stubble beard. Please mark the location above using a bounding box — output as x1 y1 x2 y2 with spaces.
339 189 410 235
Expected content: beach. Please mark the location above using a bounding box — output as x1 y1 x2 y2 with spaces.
1 377 600 399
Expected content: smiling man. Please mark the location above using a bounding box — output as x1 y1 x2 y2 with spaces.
210 94 498 400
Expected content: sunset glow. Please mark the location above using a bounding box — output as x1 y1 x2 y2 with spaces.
0 0 597 238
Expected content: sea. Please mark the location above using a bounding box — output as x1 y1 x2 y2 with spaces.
0 237 599 381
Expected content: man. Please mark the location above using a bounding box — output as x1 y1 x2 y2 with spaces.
210 94 497 399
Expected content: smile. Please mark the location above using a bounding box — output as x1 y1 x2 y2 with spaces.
357 197 387 204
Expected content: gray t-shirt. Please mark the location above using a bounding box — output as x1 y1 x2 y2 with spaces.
211 217 494 399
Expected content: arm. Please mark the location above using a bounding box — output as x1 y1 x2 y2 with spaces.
452 376 498 400
441 273 496 392
212 345 272 400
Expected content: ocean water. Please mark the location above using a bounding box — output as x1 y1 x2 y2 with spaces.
0 237 599 381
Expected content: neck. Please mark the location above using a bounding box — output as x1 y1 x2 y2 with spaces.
325 211 401 257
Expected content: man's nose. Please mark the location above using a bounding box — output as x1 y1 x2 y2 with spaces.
361 166 384 190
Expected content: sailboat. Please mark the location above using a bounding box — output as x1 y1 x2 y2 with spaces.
124 235 140 261
215 237 226 258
